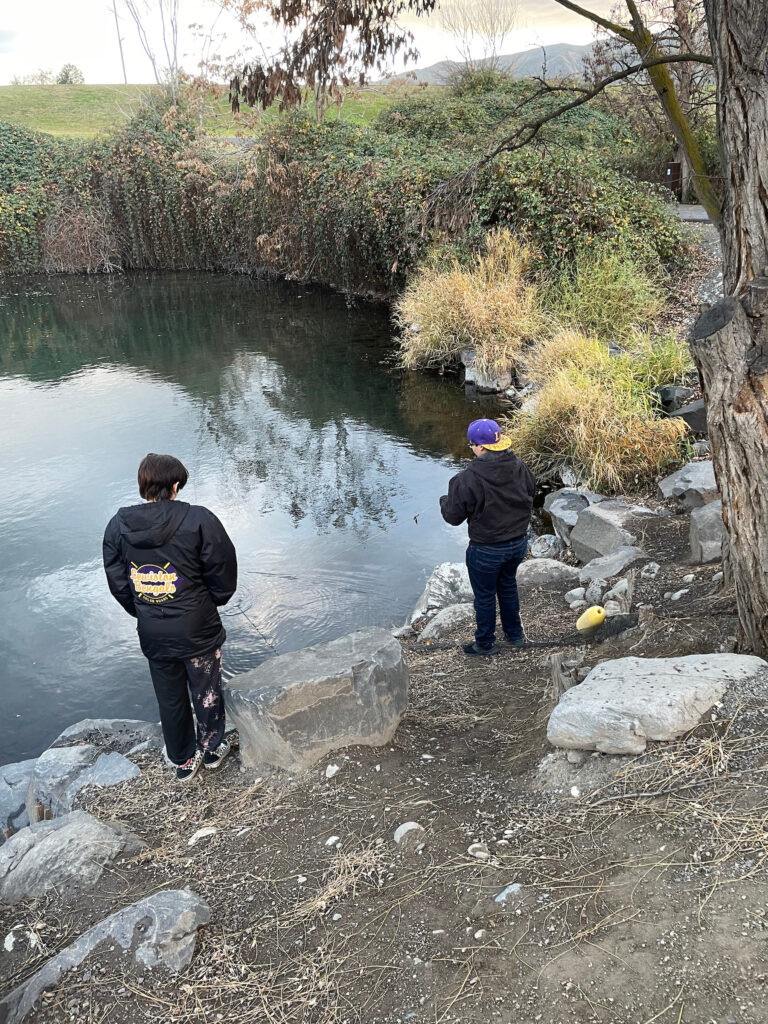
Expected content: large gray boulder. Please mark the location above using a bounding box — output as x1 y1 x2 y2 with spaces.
461 347 512 392
52 719 164 756
658 384 694 413
0 889 210 1024
419 603 475 640
25 744 140 821
516 558 580 592
543 487 605 512
547 654 766 754
409 562 473 624
0 810 144 905
658 461 718 508
548 495 588 544
690 500 725 563
569 501 655 564
544 488 606 545
0 760 36 840
670 398 707 434
579 546 647 583
224 628 408 771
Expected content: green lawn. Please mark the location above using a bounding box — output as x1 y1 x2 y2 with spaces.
0 81 429 139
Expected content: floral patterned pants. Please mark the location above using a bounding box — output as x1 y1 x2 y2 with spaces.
147 647 225 765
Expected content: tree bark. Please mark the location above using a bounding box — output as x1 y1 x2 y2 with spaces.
704 1 768 293
689 2 768 654
691 294 768 651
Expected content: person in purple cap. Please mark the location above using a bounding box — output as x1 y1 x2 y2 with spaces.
440 419 535 655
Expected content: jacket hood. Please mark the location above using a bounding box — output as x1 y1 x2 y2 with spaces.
116 500 191 549
467 450 522 481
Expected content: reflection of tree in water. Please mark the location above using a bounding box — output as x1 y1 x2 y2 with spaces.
398 369 504 461
205 352 401 533
0 274 486 530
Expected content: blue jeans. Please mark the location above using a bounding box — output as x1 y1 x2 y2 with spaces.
466 536 527 646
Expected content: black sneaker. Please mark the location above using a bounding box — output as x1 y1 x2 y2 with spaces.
176 749 203 782
203 737 231 771
503 635 526 648
462 641 499 656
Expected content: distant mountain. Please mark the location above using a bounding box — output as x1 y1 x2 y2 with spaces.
393 42 595 85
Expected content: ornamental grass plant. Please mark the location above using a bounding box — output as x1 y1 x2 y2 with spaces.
506 329 692 490
394 229 548 377
546 246 664 343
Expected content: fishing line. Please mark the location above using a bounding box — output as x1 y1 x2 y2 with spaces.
229 602 281 656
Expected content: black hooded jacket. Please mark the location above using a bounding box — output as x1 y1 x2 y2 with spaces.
440 450 535 544
102 500 238 661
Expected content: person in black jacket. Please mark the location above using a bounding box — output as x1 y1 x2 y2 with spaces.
440 419 535 656
103 453 238 781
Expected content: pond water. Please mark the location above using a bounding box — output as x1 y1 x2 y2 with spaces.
1 274 501 765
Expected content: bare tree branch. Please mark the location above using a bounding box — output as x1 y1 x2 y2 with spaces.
551 0 635 40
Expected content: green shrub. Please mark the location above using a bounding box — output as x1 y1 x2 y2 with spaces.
479 149 688 273
0 85 690 295
546 246 664 343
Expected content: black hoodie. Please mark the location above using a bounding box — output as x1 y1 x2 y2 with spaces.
102 500 238 661
440 450 535 544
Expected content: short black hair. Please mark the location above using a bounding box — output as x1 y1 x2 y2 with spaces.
138 453 189 501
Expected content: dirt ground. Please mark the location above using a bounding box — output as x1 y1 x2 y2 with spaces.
3 498 768 1024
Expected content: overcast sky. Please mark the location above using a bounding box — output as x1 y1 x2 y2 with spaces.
0 1 613 86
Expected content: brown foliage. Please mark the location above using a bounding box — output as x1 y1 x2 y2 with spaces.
227 0 437 116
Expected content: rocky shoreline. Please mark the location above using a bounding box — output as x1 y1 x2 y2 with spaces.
4 451 768 1024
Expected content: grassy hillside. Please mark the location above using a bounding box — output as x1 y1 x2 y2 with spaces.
0 82 428 138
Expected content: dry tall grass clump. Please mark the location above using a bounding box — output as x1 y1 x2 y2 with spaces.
394 229 547 377
507 329 691 490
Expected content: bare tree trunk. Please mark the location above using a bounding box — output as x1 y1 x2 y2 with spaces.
703 0 768 293
691 0 768 654
111 3 129 84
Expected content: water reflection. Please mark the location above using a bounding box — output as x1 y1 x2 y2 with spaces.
0 274 498 764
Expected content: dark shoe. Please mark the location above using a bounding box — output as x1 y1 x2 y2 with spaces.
462 641 499 657
175 749 203 782
503 634 526 648
203 737 231 771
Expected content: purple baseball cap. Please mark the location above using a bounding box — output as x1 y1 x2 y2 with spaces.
467 418 512 451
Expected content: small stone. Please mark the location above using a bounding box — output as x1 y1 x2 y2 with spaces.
584 579 605 605
640 562 660 579
530 534 565 559
682 574 695 584
332 913 342 921
324 836 340 847
325 764 340 779
570 786 581 798
473 929 488 941
603 600 622 617
712 572 724 584
467 842 490 861
671 589 689 601
569 600 587 611
393 822 424 845
664 592 673 601
187 827 217 847
564 587 586 605
605 577 629 599
566 750 587 765
296 876 307 885
494 883 522 903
